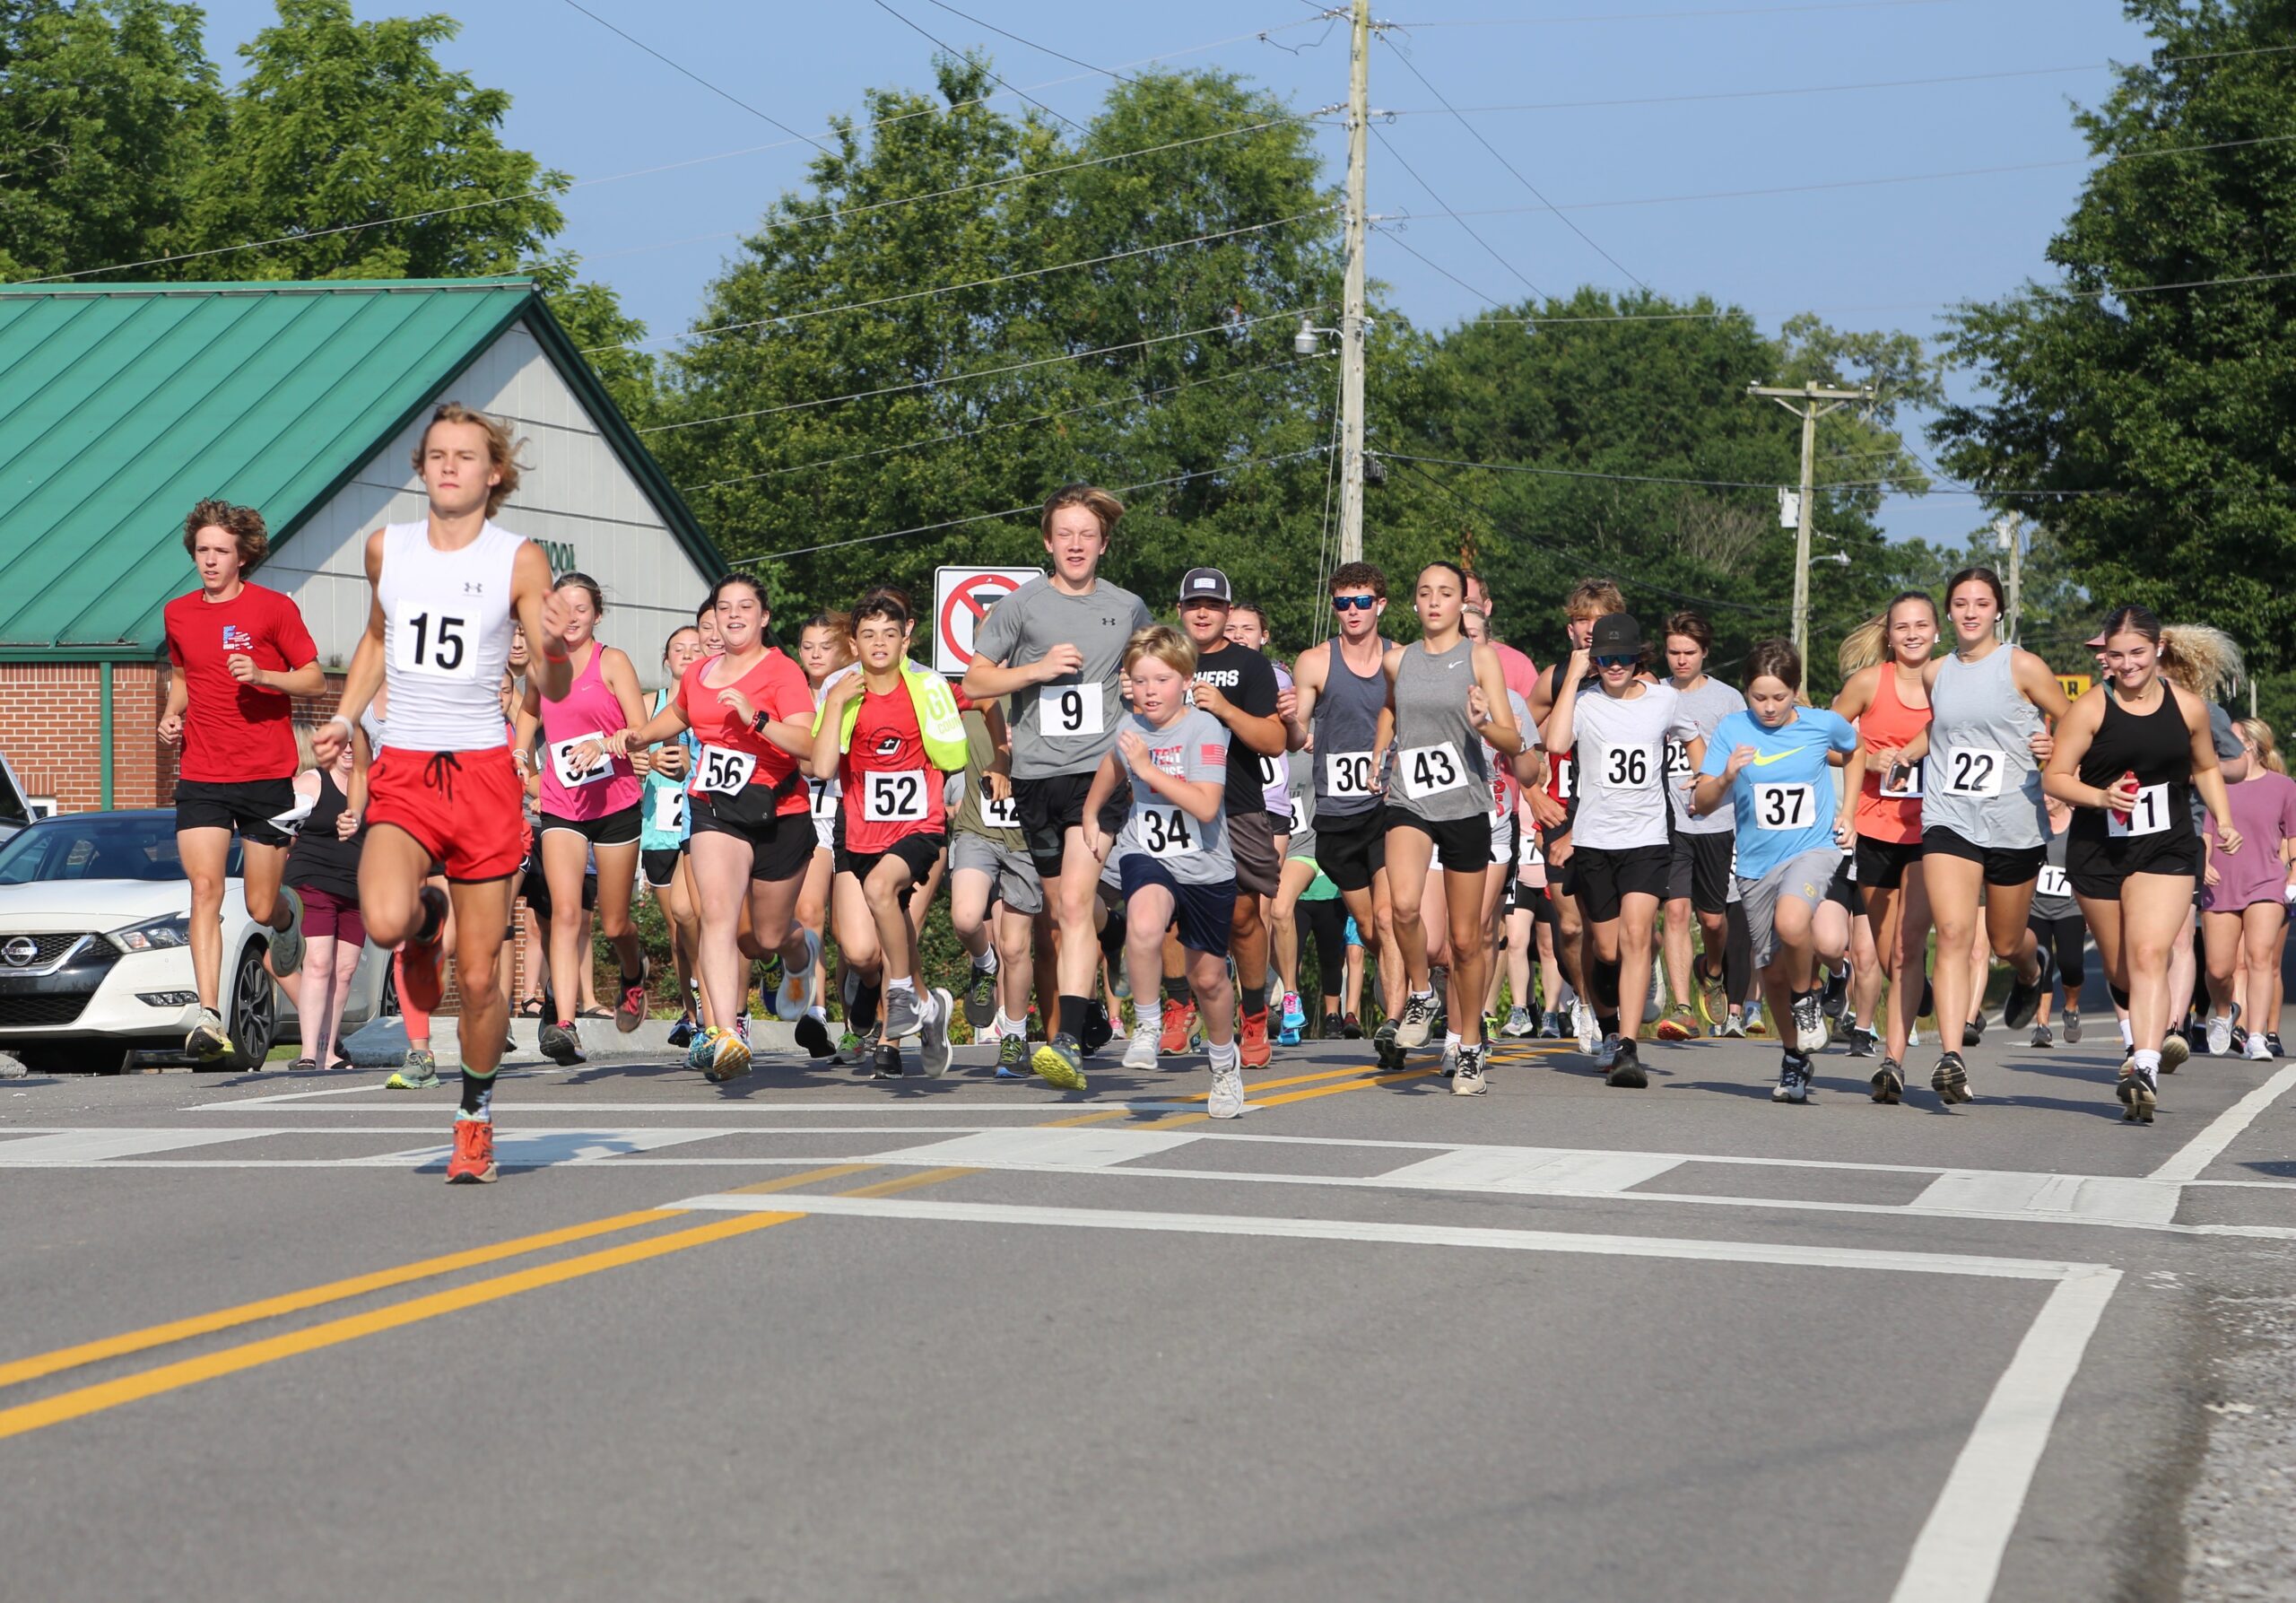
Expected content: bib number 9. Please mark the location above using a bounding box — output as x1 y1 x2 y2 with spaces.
1752 781 1814 831
864 770 926 823
695 745 757 795
1141 806 1196 858
393 610 474 680
1039 683 1105 738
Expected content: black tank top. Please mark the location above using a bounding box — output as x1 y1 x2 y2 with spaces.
2070 684 2194 847
284 768 364 902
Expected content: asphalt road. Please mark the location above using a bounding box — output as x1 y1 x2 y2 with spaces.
4 1015 2292 1603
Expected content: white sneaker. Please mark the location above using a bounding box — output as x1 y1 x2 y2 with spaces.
2207 1015 2233 1057
1123 1022 1159 1070
1207 1061 1246 1119
777 928 820 1022
1439 1039 1460 1078
1573 1001 1599 1053
2248 1029 2273 1061
1452 1044 1488 1095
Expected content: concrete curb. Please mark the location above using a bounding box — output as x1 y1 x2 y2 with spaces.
340 1015 804 1069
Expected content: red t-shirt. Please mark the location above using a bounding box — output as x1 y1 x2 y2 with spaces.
163 583 317 783
838 678 948 853
675 649 812 816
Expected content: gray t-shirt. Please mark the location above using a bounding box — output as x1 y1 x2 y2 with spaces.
968 576 1153 780
2196 701 2243 829
1109 707 1232 884
1666 676 1745 836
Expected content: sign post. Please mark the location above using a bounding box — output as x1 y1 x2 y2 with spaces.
933 566 1040 676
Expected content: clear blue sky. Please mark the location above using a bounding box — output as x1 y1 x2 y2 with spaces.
201 0 2157 549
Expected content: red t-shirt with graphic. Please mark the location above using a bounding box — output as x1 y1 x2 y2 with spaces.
163 583 317 783
839 679 967 853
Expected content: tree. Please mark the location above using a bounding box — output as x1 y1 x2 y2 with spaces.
1932 0 2296 680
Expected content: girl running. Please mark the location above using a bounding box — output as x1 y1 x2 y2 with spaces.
2045 608 2242 1123
2027 796 2083 1048
2202 717 2296 1059
640 625 706 1050
795 613 854 1025
282 729 367 1073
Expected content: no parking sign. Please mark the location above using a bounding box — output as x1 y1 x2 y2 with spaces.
933 566 1040 675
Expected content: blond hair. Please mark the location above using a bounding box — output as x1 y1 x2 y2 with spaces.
1121 624 1196 680
1838 590 1938 679
411 402 526 518
1039 483 1125 541
2158 623 2244 700
2236 717 2283 775
291 726 318 774
1563 579 1625 620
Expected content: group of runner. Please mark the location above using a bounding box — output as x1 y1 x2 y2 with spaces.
160 402 2293 1184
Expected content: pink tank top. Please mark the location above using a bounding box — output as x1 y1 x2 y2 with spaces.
538 644 641 821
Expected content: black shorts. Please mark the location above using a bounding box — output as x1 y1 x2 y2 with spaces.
1118 854 1237 957
1826 858 1858 912
1228 807 1282 898
1923 825 2048 887
1317 804 1387 893
1667 828 1734 915
540 802 641 849
689 793 814 883
1854 834 1923 893
521 867 597 920
1387 809 1492 874
640 847 686 889
839 831 945 886
1014 771 1126 882
1571 842 1671 924
174 777 295 849
2066 824 2204 901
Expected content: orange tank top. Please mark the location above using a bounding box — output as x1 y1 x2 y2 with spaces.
1854 662 1930 844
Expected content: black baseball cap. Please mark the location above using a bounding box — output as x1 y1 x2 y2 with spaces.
1178 568 1233 606
1589 614 1643 658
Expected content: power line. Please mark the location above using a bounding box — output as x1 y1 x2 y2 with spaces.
867 0 1088 134
637 306 1327 434
1394 1 1963 24
557 0 837 155
1373 226 1508 308
1370 126 1544 300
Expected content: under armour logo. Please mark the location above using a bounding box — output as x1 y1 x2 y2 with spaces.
464 581 484 595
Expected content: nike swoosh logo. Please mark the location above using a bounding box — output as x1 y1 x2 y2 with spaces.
1749 750 1797 766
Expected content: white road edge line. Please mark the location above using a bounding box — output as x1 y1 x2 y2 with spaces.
1889 1265 2122 1603
2145 1062 2296 1184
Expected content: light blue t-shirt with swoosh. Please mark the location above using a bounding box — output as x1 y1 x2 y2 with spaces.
1699 707 1858 879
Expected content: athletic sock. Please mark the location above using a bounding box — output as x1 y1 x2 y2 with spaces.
973 951 998 976
994 1010 1024 1038
1444 1031 1461 1052
2119 1018 2135 1049
1208 1040 1239 1071
2134 1048 2162 1074
458 1071 494 1119
1162 976 1190 1003
1058 994 1091 1041
887 977 916 999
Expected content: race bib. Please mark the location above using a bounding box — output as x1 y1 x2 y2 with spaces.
1879 760 1923 799
1665 738 1692 779
1139 806 1197 858
981 792 1021 831
1039 683 1105 739
1596 743 1658 791
863 769 928 823
1752 782 1815 832
1326 751 1375 798
391 606 480 681
2108 783 2171 839
2037 864 2070 899
1285 796 1307 833
549 732 612 789
694 745 757 795
1400 743 1466 799
808 778 837 820
1257 754 1282 789
1518 830 1544 867
648 784 686 835
1551 753 1575 802
1941 746 2005 798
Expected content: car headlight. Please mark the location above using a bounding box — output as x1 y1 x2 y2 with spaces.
108 913 192 954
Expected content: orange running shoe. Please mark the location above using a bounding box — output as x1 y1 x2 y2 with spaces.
1158 997 1191 1055
446 1117 497 1184
400 885 449 1015
1239 1010 1272 1068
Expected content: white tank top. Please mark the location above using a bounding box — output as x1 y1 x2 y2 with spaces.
375 519 523 752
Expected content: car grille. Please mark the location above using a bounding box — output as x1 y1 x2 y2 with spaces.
0 933 90 969
0 993 91 1026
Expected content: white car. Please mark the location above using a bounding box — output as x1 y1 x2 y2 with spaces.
0 810 393 1073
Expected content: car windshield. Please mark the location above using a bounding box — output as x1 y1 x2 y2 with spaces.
0 815 241 885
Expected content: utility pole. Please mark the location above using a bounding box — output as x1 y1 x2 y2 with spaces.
1747 379 1874 671
1994 512 2023 643
1337 0 1371 564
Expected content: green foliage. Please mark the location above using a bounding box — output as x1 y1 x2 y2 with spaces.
1932 0 2296 680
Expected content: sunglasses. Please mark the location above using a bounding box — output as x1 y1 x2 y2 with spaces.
1331 595 1378 613
1594 654 1637 670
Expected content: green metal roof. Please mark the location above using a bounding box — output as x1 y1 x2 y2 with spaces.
0 277 723 659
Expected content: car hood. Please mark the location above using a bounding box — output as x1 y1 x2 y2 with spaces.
0 879 213 932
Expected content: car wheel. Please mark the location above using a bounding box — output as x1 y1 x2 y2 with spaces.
220 940 279 1070
378 953 400 1019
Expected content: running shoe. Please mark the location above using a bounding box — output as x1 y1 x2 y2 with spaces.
615 959 649 1033
538 1019 585 1067
996 1034 1031 1078
184 1006 231 1062
704 1029 752 1084
385 1050 441 1091
400 885 450 1014
2118 1062 2158 1124
1693 957 1728 1028
1207 1060 1247 1119
667 1015 698 1050
2232 1026 2250 1057
686 1028 718 1073
1721 1012 1747 1040
1772 1051 1813 1104
1341 1012 1364 1040
2031 1024 2054 1049
1158 998 1193 1055
833 1029 865 1065
2002 970 2041 1031
1847 1026 1878 1059
2247 1029 2273 1061
2268 1032 2284 1059
1112 970 1131 1001
2162 1032 2191 1075
775 929 821 1023
1821 961 1850 1022
1605 1040 1648 1089
1321 1011 1344 1040
1962 1013 1986 1050
1500 1006 1535 1038
1395 990 1439 1050
2062 1009 2083 1045
883 986 925 1041
1655 1002 1698 1042
1540 1009 1565 1040
1277 1011 1302 1048
1371 1015 1405 1069
1572 1000 1599 1054
1595 1034 1621 1072
794 1010 833 1059
2207 1015 2233 1058
1452 1043 1488 1095
1931 1051 1971 1104
1871 1059 1904 1104
1031 1033 1088 1092
268 886 306 978
445 1116 496 1184
962 963 998 1029
872 1041 904 1079
918 988 954 1078
1439 1039 1459 1078
1791 991 1827 1054
1123 1020 1159 1069
1239 1011 1272 1069
1281 990 1307 1037
1743 1002 1769 1038
1080 1000 1114 1057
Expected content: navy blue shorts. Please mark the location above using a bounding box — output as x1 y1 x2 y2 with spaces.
1118 854 1238 957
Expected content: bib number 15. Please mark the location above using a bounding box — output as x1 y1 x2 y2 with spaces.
394 611 474 679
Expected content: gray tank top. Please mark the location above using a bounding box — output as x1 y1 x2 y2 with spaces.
1311 640 1390 820
1389 638 1489 823
1923 645 2047 849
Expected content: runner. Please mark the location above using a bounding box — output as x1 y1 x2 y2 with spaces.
1657 612 1744 1042
2236 719 2292 1057
961 485 1153 1091
2201 718 2296 1058
1527 581 1627 1053
1082 626 1248 1115
1692 638 1860 1103
514 572 649 1066
948 696 1043 1079
1286 562 1403 1059
795 613 855 1028
639 626 706 1049
281 728 366 1073
1225 601 1307 1041
2148 626 2251 1050
2047 609 2244 1120
1832 591 1940 1104
1461 602 1539 1054
1378 562 1526 1093
2028 794 2083 1048
1177 569 1288 1067
608 572 827 1082
1465 572 1540 709
160 500 323 1060
1918 566 2071 1105
813 591 962 1078
1544 611 1700 1087
309 403 574 1184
